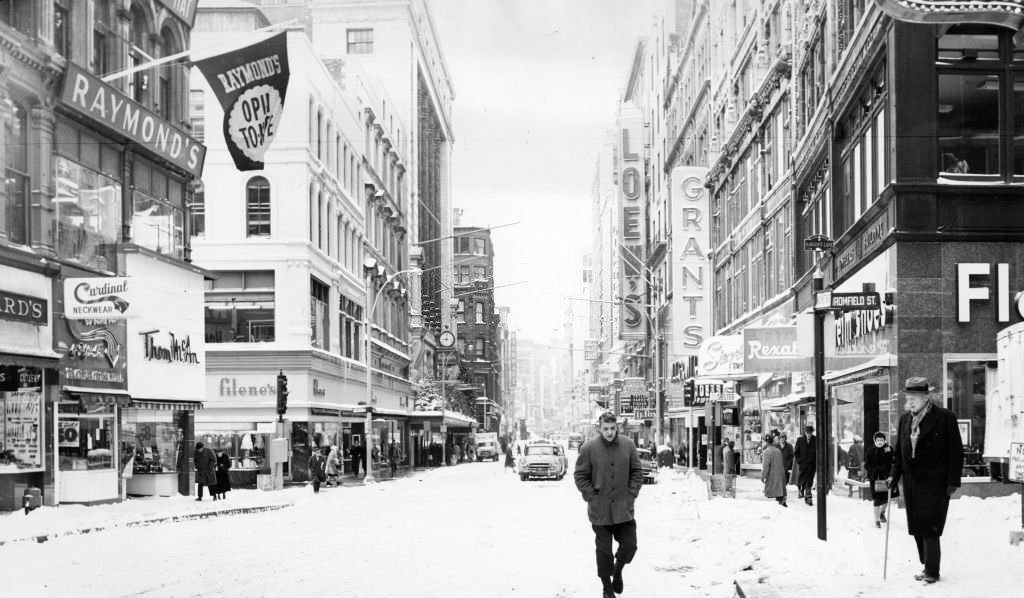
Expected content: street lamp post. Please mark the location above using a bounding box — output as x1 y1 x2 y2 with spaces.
362 265 421 484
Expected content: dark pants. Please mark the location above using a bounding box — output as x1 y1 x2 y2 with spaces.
352 458 361 477
389 459 397 475
197 483 213 499
311 478 321 493
914 535 941 576
798 465 815 498
591 520 638 580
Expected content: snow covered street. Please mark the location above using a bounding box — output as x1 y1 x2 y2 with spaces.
2 457 1022 597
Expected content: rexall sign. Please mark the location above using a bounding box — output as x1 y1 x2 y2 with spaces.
743 326 808 373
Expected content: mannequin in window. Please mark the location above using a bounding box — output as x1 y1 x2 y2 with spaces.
942 152 969 174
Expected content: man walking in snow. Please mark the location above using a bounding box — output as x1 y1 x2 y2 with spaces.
889 377 963 585
574 411 644 598
794 425 817 505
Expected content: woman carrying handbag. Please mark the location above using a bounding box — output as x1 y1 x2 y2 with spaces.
865 431 897 527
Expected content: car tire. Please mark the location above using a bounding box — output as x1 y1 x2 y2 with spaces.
520 474 528 481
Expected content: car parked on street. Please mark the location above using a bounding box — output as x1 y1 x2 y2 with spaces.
637 448 657 484
518 442 568 481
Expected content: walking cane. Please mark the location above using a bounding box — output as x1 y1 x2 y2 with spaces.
883 483 893 581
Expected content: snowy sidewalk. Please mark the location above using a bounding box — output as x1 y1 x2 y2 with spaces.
0 487 306 546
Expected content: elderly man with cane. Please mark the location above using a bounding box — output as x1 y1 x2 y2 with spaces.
888 377 963 585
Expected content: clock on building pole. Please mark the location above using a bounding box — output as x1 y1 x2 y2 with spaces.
439 330 455 348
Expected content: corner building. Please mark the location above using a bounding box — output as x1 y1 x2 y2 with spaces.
2 0 208 508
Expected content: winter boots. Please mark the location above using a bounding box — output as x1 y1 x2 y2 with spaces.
600 576 614 598
612 559 625 594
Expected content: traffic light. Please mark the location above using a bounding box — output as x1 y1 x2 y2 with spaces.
276 370 288 416
683 378 695 407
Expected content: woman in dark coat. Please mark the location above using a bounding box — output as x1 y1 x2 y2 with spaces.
504 443 516 472
214 451 232 500
865 431 898 527
193 442 217 501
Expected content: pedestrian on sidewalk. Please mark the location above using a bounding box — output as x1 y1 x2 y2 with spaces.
779 433 794 488
865 431 896 528
889 377 963 585
762 431 787 507
350 437 365 478
722 439 735 476
325 445 341 487
308 447 327 493
214 450 232 500
504 443 516 472
387 441 400 477
193 442 217 501
794 425 817 505
574 411 644 598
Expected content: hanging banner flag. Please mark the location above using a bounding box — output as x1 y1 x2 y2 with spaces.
195 31 291 171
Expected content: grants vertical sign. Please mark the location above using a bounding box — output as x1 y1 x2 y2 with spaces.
670 167 711 356
618 105 646 340
196 31 291 171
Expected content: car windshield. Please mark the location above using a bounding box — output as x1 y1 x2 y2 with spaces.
525 446 554 456
638 450 651 459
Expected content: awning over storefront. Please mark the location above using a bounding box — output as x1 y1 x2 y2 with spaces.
0 350 62 370
762 393 814 411
130 398 203 411
409 410 478 428
63 386 132 407
823 353 897 386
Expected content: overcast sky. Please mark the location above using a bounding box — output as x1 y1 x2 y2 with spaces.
430 0 668 342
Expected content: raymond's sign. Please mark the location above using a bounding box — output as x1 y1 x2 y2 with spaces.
196 32 291 171
743 326 808 373
158 0 199 26
0 289 47 325
61 64 205 177
64 277 132 320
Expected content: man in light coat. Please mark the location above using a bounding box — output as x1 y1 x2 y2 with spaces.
889 377 963 585
761 432 787 507
574 411 645 598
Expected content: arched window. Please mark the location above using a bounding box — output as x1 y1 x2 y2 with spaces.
159 27 179 120
246 177 271 236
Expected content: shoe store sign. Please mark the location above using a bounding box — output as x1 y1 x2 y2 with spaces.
64 277 133 320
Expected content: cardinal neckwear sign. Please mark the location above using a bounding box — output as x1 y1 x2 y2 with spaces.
195 32 290 171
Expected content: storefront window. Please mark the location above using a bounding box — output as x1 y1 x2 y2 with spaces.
946 360 991 477
3 100 29 245
741 402 762 466
132 190 184 258
58 401 115 471
53 156 122 271
196 429 268 471
0 366 44 472
122 409 181 474
834 384 865 479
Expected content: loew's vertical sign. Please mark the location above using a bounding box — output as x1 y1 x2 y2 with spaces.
618 105 646 340
196 32 291 171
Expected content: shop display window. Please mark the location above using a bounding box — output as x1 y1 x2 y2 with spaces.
122 409 182 474
946 360 992 477
834 385 865 480
132 190 184 258
58 403 115 471
741 404 763 465
53 156 122 272
197 430 269 471
0 366 44 473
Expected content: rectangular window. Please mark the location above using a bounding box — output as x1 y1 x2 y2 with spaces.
310 277 330 350
247 181 271 236
132 190 183 258
54 1 70 57
475 302 486 324
188 183 205 237
473 238 486 255
122 409 182 474
945 360 992 470
473 266 486 281
937 73 999 175
58 402 115 472
347 28 374 54
53 156 122 270
0 0 33 36
3 101 29 245
0 366 44 472
189 90 204 142
205 270 276 343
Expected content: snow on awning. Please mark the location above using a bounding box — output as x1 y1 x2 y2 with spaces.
823 353 897 385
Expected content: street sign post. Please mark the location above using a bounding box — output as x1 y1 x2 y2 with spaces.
803 235 834 251
830 292 881 310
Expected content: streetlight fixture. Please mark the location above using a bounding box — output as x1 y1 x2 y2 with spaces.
361 260 421 483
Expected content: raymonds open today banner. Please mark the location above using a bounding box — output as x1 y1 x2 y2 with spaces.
196 32 291 171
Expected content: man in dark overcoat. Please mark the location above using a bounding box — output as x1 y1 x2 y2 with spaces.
193 442 217 501
889 377 963 585
794 425 817 505
574 411 645 598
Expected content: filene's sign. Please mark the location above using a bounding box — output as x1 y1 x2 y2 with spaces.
61 65 205 177
957 263 1024 323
